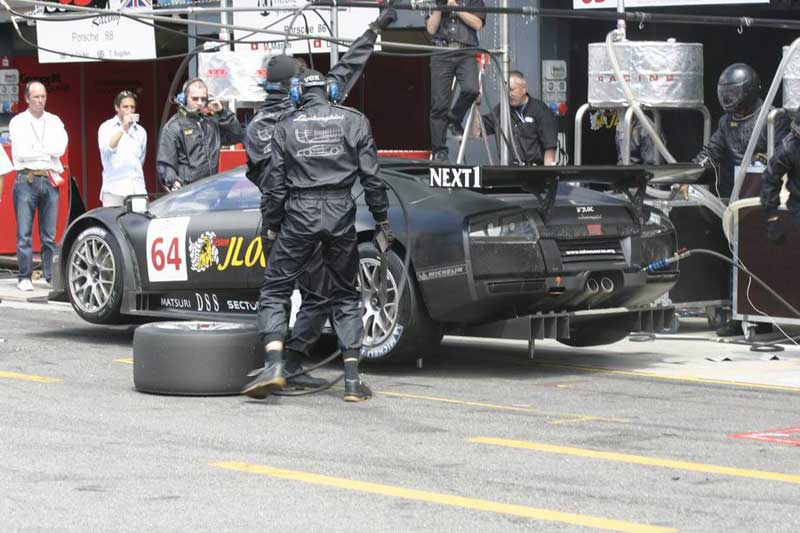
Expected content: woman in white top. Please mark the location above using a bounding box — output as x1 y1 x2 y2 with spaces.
98 90 147 207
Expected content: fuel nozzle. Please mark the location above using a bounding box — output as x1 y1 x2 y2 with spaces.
642 250 690 273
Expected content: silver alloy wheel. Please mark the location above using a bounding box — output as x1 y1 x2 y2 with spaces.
68 235 116 313
358 256 400 346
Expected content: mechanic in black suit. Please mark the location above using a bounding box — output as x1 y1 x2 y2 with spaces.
243 69 392 402
471 70 558 166
243 8 396 390
761 113 800 243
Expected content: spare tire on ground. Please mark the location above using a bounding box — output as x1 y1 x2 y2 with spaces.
133 321 262 396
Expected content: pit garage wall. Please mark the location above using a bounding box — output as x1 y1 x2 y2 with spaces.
542 0 800 165
11 57 183 209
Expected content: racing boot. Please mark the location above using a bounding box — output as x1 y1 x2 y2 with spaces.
342 350 372 403
284 349 328 390
241 349 286 399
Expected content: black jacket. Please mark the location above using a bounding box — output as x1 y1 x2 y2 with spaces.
429 0 486 47
156 108 243 188
693 101 790 198
262 93 388 231
244 28 379 190
482 95 557 165
761 133 800 214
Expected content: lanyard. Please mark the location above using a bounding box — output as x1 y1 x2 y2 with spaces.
513 102 527 124
30 116 46 148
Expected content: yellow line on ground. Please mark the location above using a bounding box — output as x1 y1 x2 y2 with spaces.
0 370 61 383
375 390 625 423
210 461 673 532
534 361 800 393
470 437 800 485
547 416 607 426
113 358 134 365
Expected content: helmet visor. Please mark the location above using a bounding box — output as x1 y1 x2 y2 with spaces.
717 84 744 113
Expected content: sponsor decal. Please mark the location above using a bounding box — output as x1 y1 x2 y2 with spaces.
416 264 466 282
563 248 617 256
157 291 258 314
294 114 344 122
159 296 193 309
188 231 220 273
196 293 220 313
429 166 482 189
217 236 267 271
226 299 259 312
576 206 594 214
576 205 602 221
361 325 404 359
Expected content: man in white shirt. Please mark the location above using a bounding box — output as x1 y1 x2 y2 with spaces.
9 81 68 292
98 90 147 207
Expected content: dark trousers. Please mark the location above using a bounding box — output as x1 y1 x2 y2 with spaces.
429 50 480 153
257 191 363 352
287 246 332 355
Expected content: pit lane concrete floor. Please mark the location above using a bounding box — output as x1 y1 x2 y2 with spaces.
3 296 800 531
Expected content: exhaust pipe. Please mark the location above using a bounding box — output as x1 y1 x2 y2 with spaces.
586 278 599 294
600 277 614 294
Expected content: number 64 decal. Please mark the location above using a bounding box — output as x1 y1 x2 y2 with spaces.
146 217 190 282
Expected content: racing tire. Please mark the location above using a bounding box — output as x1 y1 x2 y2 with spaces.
133 321 263 396
66 226 125 324
358 242 443 364
558 315 634 348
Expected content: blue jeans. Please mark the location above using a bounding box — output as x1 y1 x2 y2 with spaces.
12 173 59 282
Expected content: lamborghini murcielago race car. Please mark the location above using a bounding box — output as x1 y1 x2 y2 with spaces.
50 159 680 363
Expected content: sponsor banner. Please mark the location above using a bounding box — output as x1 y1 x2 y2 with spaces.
574 0 767 7
232 0 378 57
37 7 156 64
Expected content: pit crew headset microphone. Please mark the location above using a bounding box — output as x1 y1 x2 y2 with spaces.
243 69 393 403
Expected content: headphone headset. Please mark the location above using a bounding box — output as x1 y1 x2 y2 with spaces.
176 78 204 107
289 76 341 106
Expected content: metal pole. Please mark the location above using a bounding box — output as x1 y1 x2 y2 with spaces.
573 102 591 165
617 0 626 36
330 3 340 66
499 0 510 165
219 0 231 48
622 106 635 165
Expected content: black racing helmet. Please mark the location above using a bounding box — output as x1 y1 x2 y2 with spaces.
717 63 761 115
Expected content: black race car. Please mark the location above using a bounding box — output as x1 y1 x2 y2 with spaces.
50 159 681 362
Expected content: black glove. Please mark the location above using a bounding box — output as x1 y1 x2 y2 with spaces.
766 216 785 244
369 7 397 33
262 228 278 258
373 221 394 253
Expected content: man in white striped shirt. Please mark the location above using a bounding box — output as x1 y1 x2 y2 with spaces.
98 90 147 207
9 81 68 291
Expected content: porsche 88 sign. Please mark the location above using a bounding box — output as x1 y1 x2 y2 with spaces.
575 0 767 7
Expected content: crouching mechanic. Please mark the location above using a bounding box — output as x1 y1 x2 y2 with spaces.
243 69 392 402
761 113 800 243
244 7 396 389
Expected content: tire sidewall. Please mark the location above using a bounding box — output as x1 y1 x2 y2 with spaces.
67 226 124 324
358 242 422 363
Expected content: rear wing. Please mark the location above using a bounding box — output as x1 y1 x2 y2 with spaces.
425 163 706 220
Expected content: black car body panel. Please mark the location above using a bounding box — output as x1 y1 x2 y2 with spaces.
52 159 679 349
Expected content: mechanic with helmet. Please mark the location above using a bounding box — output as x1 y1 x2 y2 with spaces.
242 69 392 403
243 7 397 390
761 113 800 244
684 63 788 338
156 79 244 192
686 63 790 199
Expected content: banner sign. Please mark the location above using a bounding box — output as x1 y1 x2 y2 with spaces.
37 1 156 63
232 0 378 57
575 0 768 7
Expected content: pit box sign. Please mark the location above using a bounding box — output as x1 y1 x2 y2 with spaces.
36 3 156 63
574 0 767 7
232 0 378 57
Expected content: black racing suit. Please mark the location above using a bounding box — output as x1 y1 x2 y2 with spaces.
256 93 389 351
762 133 800 215
157 108 243 189
693 101 790 199
245 29 380 354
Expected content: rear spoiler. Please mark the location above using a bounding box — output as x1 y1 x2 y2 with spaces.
425 163 707 220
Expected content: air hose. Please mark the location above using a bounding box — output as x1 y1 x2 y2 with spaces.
637 247 800 352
